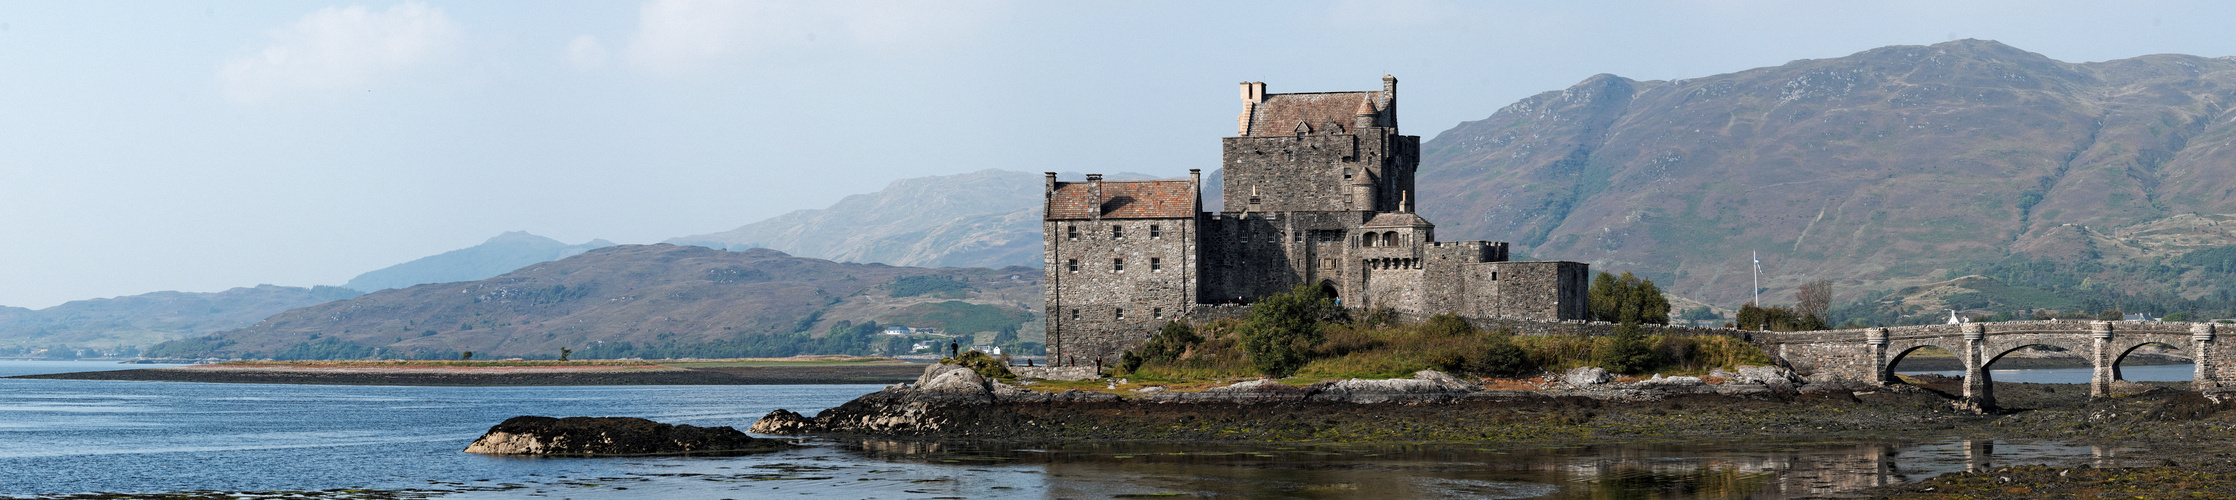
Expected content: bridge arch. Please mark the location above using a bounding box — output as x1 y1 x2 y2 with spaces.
1881 343 1960 383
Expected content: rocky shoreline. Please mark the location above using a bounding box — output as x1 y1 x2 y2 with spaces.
10 363 925 386
747 363 2236 498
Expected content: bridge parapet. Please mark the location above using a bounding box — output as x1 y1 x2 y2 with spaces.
1755 320 2232 411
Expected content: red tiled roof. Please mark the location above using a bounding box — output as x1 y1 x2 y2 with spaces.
1047 180 1197 220
1245 91 1381 137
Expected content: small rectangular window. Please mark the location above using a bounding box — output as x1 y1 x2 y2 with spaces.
1115 308 1125 320
1113 258 1125 272
1150 225 1162 238
1067 225 1078 240
1067 259 1079 273
1153 307 1163 319
1150 257 1162 272
1112 225 1123 239
1070 309 1079 320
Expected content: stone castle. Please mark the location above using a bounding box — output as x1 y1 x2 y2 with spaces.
1043 76 1590 363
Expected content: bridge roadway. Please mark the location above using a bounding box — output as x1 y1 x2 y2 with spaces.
1757 320 2223 411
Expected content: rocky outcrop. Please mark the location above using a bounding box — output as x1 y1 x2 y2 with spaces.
747 362 1845 439
463 416 787 456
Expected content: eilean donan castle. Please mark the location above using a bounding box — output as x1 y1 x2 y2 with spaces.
1043 76 1589 363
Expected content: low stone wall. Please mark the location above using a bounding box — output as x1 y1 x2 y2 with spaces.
1010 366 1099 381
1182 304 1751 340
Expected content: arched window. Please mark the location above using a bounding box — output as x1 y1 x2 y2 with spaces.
1382 232 1399 247
1361 234 1374 247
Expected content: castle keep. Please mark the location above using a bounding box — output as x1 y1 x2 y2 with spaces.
1044 76 1590 363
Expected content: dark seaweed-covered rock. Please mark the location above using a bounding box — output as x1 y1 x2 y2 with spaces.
463 416 788 456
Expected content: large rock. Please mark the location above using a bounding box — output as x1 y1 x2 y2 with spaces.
1562 367 1612 386
464 416 787 456
1714 365 1803 388
1306 370 1481 404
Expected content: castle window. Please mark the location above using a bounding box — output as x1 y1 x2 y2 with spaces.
1150 257 1162 271
1071 309 1079 320
1067 259 1079 273
1490 272 1499 281
1115 308 1125 320
1343 168 1354 179
1153 308 1163 319
1113 258 1124 272
1150 225 1161 238
1112 225 1123 239
1067 225 1078 240
1360 234 1373 247
1382 232 1399 247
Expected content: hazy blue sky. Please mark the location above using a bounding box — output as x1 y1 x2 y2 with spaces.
4 1 2234 308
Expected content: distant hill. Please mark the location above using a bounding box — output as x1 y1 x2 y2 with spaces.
667 169 1169 269
149 245 1042 360
344 231 613 292
0 285 362 352
1418 39 2236 313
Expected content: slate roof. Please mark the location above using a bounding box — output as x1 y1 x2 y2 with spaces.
1362 212 1434 228
1047 180 1197 220
1245 91 1381 137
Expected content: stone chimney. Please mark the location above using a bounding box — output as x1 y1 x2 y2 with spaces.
1189 169 1202 213
1380 75 1398 130
1043 172 1057 218
1086 174 1103 220
1237 81 1265 136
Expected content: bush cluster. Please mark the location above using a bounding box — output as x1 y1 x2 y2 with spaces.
939 349 1014 380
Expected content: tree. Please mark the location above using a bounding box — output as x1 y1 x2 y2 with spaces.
1588 271 1671 325
1796 279 1832 323
559 347 572 361
460 351 474 360
1240 284 1343 377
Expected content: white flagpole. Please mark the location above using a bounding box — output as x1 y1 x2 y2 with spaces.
1751 250 1761 307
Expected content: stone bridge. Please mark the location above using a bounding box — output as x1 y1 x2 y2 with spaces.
1759 320 2226 411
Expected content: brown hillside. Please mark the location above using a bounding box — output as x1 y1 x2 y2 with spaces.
163 245 1040 359
1421 39 2236 305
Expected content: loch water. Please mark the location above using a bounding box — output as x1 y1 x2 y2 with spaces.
0 361 2165 499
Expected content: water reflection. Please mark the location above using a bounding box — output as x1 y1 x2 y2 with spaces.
836 438 2134 499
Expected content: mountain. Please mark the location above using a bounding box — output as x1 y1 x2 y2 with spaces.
0 285 362 351
344 231 614 292
1419 39 2236 310
667 169 1167 269
149 245 1042 359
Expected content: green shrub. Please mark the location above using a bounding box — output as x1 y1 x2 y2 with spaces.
940 350 1014 380
1467 335 1535 377
1240 284 1343 377
1596 322 1662 374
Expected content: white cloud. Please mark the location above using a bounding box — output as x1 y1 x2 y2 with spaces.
566 35 609 70
623 0 1005 75
219 2 463 103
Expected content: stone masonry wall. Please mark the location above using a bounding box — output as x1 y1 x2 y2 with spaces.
1221 131 1416 213
1043 217 1197 365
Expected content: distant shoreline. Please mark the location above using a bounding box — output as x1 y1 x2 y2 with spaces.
10 361 926 386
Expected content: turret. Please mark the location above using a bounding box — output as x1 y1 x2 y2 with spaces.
1352 97 1378 131
1350 171 1377 211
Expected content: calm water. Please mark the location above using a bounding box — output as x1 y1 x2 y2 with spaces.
1899 362 2196 383
0 361 2157 499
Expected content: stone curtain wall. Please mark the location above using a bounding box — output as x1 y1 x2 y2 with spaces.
1042 217 1198 365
